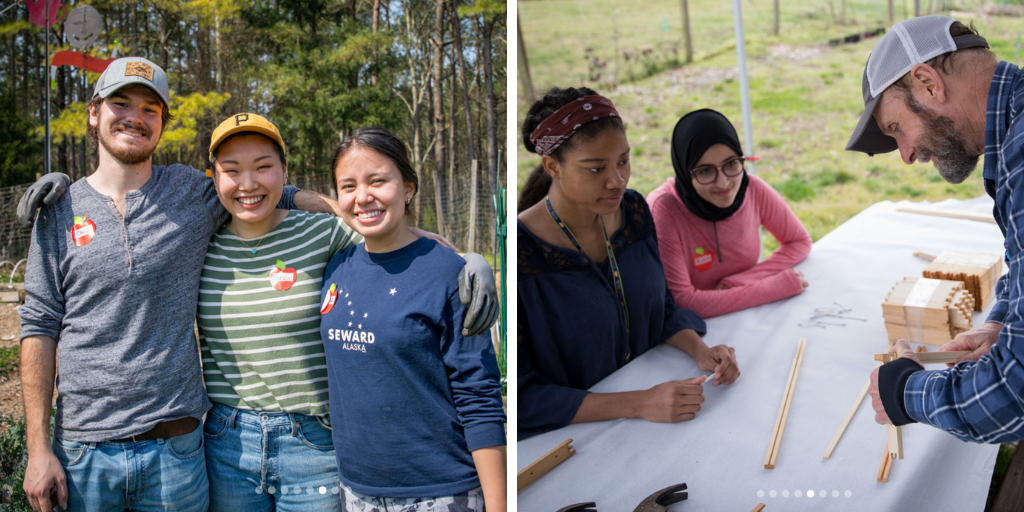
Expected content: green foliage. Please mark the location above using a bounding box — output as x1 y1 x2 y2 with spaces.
0 96 42 188
774 175 816 202
161 92 232 156
48 102 88 144
0 415 29 512
457 0 506 20
0 346 18 378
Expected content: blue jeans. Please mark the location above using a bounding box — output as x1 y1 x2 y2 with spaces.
51 425 208 512
204 402 343 512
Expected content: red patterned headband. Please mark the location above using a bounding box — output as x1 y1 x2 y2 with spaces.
529 95 620 156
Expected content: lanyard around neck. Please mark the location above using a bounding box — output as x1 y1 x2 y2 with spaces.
544 195 631 361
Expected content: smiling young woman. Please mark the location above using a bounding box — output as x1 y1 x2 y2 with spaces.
646 109 812 319
517 88 741 440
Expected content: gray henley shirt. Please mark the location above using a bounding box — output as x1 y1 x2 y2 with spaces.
19 164 297 442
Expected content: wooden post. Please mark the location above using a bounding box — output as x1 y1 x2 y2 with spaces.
468 160 478 252
516 12 535 102
889 0 894 23
773 0 779 36
681 0 693 63
915 0 920 18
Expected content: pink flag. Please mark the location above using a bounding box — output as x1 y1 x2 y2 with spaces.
25 0 69 29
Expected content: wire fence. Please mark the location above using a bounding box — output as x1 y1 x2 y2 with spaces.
0 184 31 264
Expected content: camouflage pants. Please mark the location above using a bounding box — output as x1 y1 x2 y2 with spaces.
340 482 484 512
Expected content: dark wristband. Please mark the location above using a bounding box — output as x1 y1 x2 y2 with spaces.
878 357 924 426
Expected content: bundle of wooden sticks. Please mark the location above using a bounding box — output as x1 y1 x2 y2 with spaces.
922 251 1001 312
881 277 974 345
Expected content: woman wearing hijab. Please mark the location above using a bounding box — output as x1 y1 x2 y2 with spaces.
517 88 740 440
647 109 812 319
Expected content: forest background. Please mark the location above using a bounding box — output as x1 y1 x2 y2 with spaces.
0 0 507 257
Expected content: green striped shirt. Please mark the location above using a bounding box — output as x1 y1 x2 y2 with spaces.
197 211 359 415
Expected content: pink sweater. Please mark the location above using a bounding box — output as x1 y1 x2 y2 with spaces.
646 175 812 318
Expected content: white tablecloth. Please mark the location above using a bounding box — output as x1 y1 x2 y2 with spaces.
517 198 1002 512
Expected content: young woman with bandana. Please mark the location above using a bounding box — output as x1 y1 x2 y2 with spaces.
517 88 741 440
647 109 812 319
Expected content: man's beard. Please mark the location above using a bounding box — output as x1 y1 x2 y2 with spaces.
903 93 979 184
99 123 156 165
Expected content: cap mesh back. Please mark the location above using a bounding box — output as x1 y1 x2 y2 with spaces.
867 15 956 99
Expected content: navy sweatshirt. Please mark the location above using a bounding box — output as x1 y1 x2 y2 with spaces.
320 238 506 498
517 190 707 439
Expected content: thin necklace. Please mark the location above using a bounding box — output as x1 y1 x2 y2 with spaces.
238 232 269 254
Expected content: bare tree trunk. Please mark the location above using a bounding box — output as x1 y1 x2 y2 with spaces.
215 14 224 93
481 16 497 200
372 0 380 85
889 0 894 23
773 0 779 35
431 0 447 237
448 39 457 239
451 2 479 250
516 13 535 101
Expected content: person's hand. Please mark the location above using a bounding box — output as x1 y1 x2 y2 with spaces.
635 378 705 423
409 227 458 251
791 268 809 289
694 344 739 385
868 340 921 425
17 173 71 228
939 321 1003 366
23 449 67 511
458 253 499 336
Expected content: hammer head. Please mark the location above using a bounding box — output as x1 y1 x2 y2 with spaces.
556 503 597 512
633 483 688 512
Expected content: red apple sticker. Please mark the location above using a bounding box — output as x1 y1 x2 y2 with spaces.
694 247 714 272
71 215 95 246
270 259 297 291
321 283 338 314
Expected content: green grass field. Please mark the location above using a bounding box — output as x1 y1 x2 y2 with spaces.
517 0 1024 249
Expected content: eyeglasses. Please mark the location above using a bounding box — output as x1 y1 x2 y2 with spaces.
690 156 749 185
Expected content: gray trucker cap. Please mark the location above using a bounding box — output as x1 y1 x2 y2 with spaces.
846 15 988 156
92 57 170 109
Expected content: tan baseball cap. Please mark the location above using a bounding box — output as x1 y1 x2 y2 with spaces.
210 113 288 161
93 57 170 109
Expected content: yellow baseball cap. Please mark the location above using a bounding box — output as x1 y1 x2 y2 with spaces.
209 112 287 163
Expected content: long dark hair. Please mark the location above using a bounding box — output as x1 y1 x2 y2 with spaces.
331 127 418 216
518 87 625 212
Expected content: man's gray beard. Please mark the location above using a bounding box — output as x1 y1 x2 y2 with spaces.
904 94 979 184
99 126 156 166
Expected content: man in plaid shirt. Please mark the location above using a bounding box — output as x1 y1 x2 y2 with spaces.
848 15 1024 443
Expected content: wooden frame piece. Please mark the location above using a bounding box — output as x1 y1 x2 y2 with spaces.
752 504 766 512
874 350 969 364
765 338 807 469
877 441 894 483
823 378 870 460
517 439 575 492
896 206 996 224
888 423 903 460
914 251 938 261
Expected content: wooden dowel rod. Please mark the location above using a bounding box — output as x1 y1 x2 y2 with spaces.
896 206 996 224
875 351 970 364
765 339 803 469
752 504 766 512
888 423 903 460
767 338 807 469
517 439 575 492
823 377 870 460
914 251 938 261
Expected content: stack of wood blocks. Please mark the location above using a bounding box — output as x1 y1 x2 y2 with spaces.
882 277 974 345
922 251 1001 312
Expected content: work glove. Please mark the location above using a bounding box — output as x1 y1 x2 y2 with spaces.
17 173 71 227
458 252 499 337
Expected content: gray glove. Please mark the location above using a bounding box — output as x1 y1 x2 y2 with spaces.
17 173 71 227
458 252 499 337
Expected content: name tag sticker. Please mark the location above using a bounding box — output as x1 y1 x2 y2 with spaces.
321 283 338 314
270 259 297 291
71 215 96 246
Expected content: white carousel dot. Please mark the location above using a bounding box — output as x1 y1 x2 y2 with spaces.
782 490 789 498
306 487 314 494
832 490 839 498
255 486 263 495
807 490 814 498
757 490 764 498
332 487 340 495
845 490 852 498
281 486 288 494
769 490 777 498
820 490 827 498
319 486 327 495
268 486 276 495
795 490 802 498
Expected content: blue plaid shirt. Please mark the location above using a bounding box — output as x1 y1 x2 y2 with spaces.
902 61 1024 443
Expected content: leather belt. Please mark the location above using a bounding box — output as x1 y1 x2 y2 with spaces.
107 417 199 443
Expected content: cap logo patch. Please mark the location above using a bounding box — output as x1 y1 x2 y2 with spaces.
235 113 249 126
124 62 154 81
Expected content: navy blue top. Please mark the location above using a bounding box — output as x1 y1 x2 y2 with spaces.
517 190 706 440
320 238 506 498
